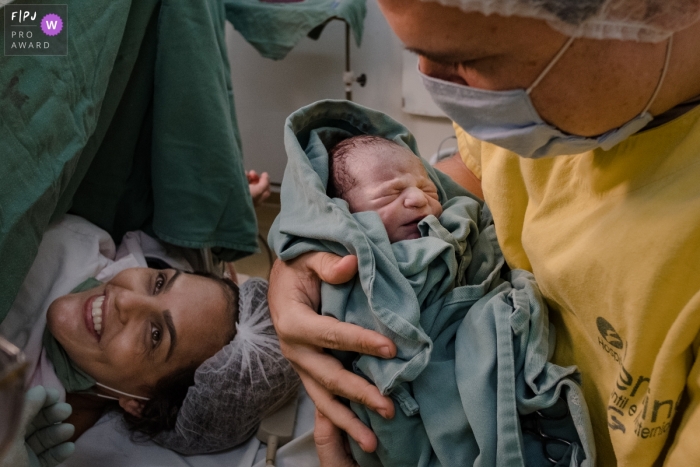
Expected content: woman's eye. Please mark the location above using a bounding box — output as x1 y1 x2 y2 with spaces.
151 326 161 347
154 273 166 293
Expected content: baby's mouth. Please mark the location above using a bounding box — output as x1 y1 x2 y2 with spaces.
404 216 425 228
91 296 104 336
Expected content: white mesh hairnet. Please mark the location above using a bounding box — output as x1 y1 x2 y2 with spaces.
154 278 300 454
423 0 700 42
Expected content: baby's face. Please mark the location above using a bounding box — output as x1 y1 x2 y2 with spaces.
346 146 443 242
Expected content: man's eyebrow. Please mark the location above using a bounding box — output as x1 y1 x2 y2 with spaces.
164 310 177 362
164 270 181 293
405 46 484 66
405 46 460 64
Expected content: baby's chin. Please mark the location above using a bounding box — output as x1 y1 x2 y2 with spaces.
390 226 422 243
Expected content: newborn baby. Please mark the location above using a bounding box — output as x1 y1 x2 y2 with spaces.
271 102 594 467
327 135 443 242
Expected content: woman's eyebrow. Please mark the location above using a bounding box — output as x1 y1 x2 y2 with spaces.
164 270 181 293
164 309 177 362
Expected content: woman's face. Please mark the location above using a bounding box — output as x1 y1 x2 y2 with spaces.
47 268 232 399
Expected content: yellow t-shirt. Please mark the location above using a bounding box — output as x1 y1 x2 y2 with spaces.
455 105 700 467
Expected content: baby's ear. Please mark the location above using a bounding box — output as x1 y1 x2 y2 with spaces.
119 397 145 418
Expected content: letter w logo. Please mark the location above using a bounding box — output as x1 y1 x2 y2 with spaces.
45 20 58 30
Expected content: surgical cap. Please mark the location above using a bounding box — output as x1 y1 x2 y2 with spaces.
154 278 300 454
423 0 700 42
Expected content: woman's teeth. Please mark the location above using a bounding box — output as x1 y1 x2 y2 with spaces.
92 296 104 335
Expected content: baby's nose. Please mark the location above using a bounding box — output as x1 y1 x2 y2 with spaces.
404 188 429 208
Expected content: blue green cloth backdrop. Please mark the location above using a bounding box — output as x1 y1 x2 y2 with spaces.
0 0 258 323
224 0 366 60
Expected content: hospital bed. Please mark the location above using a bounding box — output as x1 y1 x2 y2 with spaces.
63 378 319 467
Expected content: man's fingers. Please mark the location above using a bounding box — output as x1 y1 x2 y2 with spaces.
290 345 394 418
278 311 396 359
269 253 357 314
301 371 377 453
307 253 358 285
315 410 360 467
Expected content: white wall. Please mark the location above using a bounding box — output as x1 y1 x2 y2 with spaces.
225 1 455 187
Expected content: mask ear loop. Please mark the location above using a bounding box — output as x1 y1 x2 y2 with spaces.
526 35 577 95
92 382 151 401
640 34 673 115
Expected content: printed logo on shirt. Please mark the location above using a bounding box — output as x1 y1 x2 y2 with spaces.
595 316 683 441
596 317 624 364
4 4 67 56
597 317 623 349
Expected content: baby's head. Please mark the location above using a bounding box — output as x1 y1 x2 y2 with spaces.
328 135 443 242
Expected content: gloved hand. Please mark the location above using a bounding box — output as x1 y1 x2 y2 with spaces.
0 386 75 467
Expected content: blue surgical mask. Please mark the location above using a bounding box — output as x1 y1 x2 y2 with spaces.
420 35 673 159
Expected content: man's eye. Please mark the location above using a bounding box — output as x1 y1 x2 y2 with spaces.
154 273 166 293
151 325 161 347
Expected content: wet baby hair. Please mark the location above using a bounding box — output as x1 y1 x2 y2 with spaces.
327 134 403 200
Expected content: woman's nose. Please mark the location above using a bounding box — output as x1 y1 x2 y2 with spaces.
113 289 154 324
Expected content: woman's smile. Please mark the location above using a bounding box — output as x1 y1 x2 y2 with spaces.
85 292 106 340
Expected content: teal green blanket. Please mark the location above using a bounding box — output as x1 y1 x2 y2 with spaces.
0 0 258 323
269 100 596 466
224 0 366 60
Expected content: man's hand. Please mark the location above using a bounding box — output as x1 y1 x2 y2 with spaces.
315 410 359 467
247 170 271 206
1 386 75 467
268 252 396 455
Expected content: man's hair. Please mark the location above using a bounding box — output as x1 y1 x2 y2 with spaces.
327 135 404 200
123 271 239 438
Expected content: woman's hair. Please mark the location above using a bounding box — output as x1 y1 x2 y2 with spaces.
122 271 239 438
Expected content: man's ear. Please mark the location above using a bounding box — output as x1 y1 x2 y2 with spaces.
118 397 145 418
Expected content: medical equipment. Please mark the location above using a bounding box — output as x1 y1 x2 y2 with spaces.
428 135 458 165
225 0 368 100
256 395 299 466
424 0 700 42
0 337 27 460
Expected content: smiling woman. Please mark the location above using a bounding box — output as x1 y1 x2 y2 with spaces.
44 267 238 437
